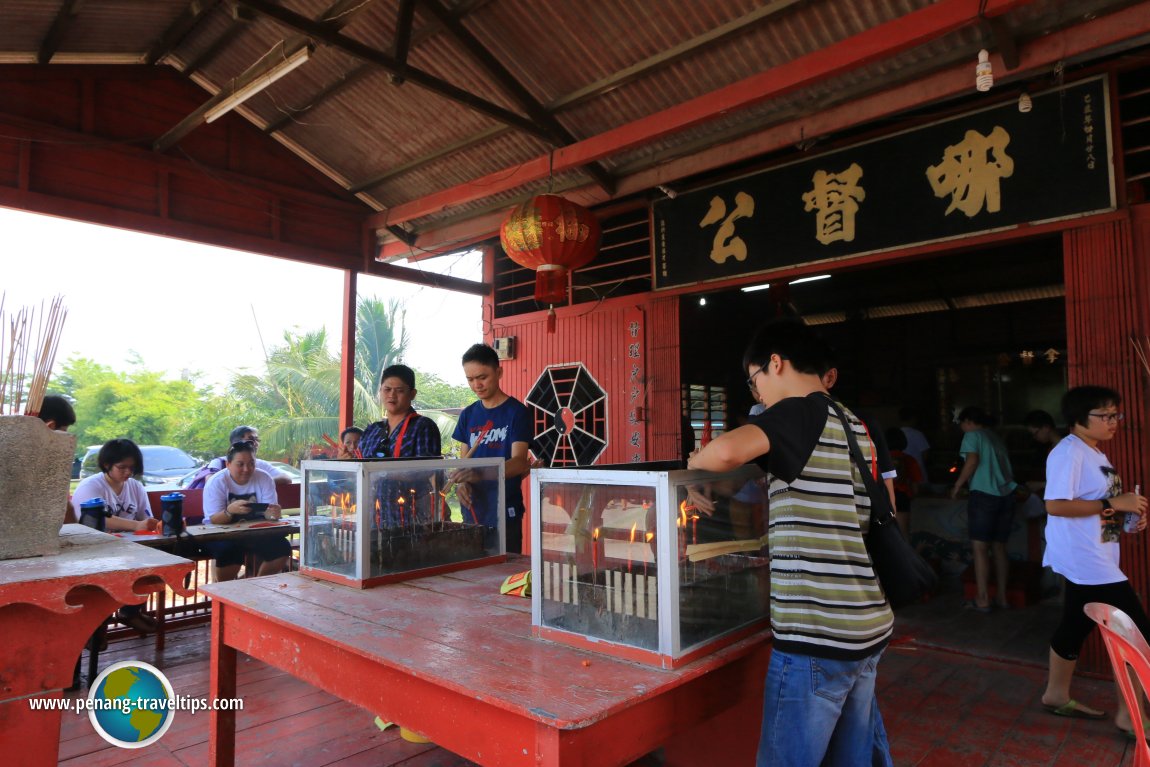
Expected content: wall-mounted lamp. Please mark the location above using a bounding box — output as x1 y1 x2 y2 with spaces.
656 185 677 199
698 296 707 307
741 283 771 293
205 45 312 123
790 274 831 285
975 49 993 92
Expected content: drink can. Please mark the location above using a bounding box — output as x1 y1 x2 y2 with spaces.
1125 511 1141 533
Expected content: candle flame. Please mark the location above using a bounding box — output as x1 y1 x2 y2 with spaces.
629 522 637 544
646 531 654 543
329 493 337 506
397 495 405 505
593 527 599 541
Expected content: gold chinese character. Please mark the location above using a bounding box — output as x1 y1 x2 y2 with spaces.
926 127 1015 218
802 163 865 245
699 192 755 264
1044 348 1061 364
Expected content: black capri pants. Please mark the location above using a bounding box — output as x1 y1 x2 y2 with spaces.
1051 578 1150 660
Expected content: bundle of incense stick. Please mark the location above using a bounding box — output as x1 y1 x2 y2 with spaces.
1132 335 1150 380
0 294 67 417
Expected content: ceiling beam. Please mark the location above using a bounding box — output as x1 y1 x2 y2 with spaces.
144 0 221 66
389 0 418 85
238 0 553 142
368 0 1037 229
36 0 82 65
154 40 315 152
378 0 1150 259
362 260 491 296
419 0 614 194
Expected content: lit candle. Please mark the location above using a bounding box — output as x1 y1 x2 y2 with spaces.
692 514 699 546
397 494 406 529
592 527 599 585
629 523 637 574
410 489 417 525
644 531 654 578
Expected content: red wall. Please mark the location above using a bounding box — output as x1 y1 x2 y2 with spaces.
490 293 682 466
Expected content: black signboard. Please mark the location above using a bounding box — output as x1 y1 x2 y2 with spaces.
653 77 1114 289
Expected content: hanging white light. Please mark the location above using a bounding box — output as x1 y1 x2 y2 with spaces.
975 49 994 92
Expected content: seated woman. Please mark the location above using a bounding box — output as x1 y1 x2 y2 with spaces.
71 438 161 632
202 441 291 582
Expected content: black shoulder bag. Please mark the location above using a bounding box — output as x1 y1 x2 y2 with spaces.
825 397 938 609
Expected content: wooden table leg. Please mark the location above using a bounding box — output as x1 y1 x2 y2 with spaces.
154 589 167 653
208 601 237 767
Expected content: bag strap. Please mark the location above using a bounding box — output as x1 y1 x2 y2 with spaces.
821 395 894 527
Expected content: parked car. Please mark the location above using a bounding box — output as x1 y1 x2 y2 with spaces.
79 444 203 487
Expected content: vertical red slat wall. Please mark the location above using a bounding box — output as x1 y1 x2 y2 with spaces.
492 294 682 466
1063 212 1149 674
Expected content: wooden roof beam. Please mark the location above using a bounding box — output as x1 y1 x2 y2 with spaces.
36 0 82 65
144 0 221 66
420 0 614 194
238 0 553 142
368 0 1038 229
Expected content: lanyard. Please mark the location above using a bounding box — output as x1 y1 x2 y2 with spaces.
391 412 416 458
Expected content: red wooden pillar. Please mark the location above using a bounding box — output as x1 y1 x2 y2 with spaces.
1063 212 1150 673
339 268 358 430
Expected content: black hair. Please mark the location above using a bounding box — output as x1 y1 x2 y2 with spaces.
226 441 256 463
1062 386 1122 428
741 318 828 376
956 406 996 427
98 439 144 477
1023 410 1057 429
380 364 416 390
340 426 364 440
884 426 908 452
229 425 257 444
38 394 76 429
462 343 500 368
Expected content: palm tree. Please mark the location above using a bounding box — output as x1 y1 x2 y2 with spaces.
242 297 409 462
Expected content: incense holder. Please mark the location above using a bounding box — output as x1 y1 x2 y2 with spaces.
299 457 505 588
0 415 76 560
530 463 770 668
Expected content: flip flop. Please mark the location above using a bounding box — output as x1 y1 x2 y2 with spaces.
1043 699 1106 719
962 599 992 613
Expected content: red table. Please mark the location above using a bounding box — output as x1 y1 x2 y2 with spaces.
203 559 769 766
0 524 195 767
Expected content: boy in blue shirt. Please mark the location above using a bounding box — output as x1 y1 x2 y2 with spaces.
452 343 532 553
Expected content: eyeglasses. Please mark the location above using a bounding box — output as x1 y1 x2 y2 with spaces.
1088 411 1125 424
746 364 768 391
381 386 411 396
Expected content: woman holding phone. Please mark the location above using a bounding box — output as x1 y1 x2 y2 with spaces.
201 440 289 582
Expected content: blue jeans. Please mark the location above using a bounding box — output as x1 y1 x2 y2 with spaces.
757 648 893 767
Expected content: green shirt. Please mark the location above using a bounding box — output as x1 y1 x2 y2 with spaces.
959 428 1016 496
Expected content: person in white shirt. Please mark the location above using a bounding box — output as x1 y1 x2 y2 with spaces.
205 425 293 484
71 439 160 632
1040 386 1149 734
201 441 290 583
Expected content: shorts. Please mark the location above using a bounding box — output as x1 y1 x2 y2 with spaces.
967 490 1016 543
201 536 292 568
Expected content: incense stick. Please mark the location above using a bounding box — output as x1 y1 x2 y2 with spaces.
0 294 67 416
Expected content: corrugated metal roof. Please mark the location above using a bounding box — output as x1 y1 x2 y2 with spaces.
0 0 1147 251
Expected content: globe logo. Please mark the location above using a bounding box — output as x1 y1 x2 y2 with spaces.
87 661 175 748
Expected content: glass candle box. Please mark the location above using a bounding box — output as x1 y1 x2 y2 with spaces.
530 463 770 668
300 457 505 588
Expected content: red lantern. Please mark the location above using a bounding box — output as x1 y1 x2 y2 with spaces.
500 194 601 307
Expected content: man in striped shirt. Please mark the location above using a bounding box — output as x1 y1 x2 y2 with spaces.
689 318 894 767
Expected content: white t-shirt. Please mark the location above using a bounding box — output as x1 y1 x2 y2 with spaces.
71 473 152 521
202 468 279 527
1043 434 1125 585
207 456 290 480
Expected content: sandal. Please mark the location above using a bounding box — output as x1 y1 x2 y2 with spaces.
962 599 992 613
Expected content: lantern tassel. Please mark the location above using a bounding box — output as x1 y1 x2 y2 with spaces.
547 306 556 334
